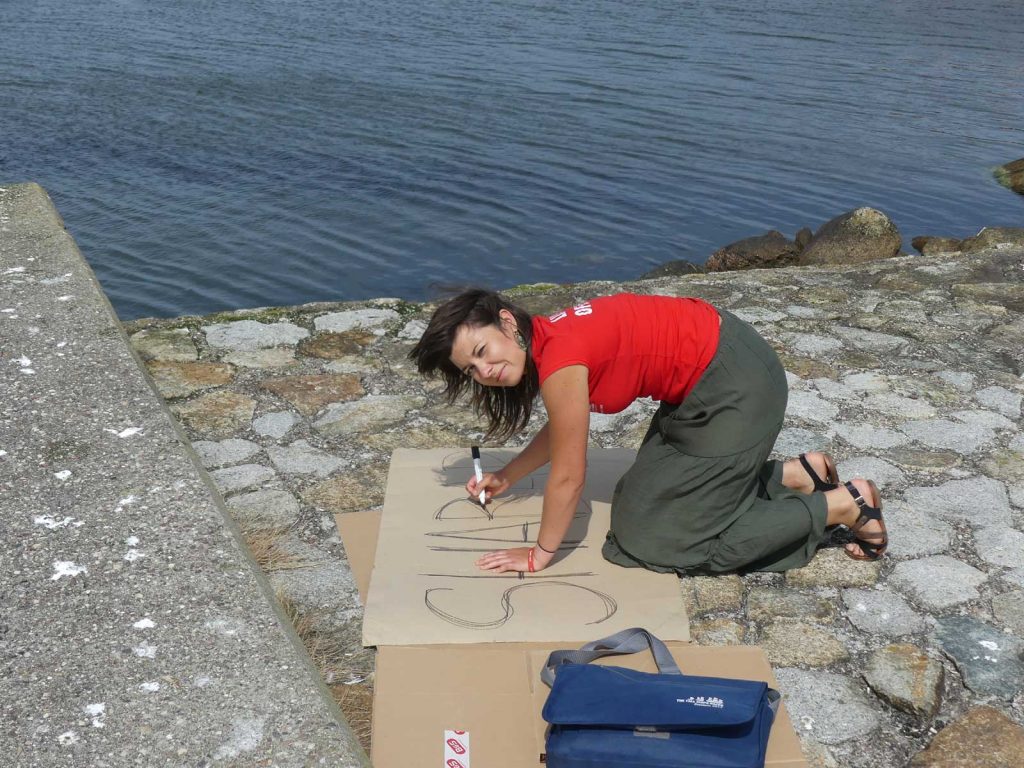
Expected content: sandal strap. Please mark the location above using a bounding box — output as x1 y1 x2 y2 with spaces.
845 479 866 508
844 480 883 532
801 453 837 492
850 537 885 560
843 480 888 558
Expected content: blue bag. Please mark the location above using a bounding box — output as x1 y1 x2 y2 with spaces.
541 628 780 768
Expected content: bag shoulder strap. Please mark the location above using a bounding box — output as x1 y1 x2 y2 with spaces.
541 627 681 687
767 687 781 716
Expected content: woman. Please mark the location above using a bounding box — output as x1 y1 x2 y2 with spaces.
410 288 887 575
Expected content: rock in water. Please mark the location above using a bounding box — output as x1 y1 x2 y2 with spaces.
958 226 1024 252
705 230 799 272
994 157 1024 195
639 259 703 279
911 236 962 256
800 207 902 266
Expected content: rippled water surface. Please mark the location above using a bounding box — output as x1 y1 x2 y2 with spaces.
3 0 1022 319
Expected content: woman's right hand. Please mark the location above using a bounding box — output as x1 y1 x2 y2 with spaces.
466 472 510 504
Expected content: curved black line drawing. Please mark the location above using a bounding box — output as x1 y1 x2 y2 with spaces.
427 545 588 553
433 496 591 522
425 520 584 547
433 495 538 521
424 581 618 630
418 572 597 579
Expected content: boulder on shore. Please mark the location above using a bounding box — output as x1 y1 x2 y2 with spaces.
911 236 962 256
640 259 703 279
705 230 799 273
994 157 1024 195
959 227 1024 252
799 207 902 266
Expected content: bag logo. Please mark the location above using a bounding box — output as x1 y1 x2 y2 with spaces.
446 738 467 754
676 695 724 708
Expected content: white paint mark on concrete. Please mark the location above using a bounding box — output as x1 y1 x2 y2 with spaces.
194 675 212 687
56 295 74 302
11 356 31 366
3 266 25 274
34 515 82 529
0 450 8 458
56 340 67 348
118 496 138 509
1 308 16 313
125 535 140 546
124 549 145 562
57 731 79 746
54 470 72 481
213 717 266 760
133 618 156 630
204 617 249 636
51 561 87 580
140 681 161 692
133 642 157 659
19 368 35 375
40 272 73 285
979 640 1000 651
104 427 144 438
85 702 106 728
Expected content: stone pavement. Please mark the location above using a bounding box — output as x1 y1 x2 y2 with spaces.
123 231 1024 766
0 183 369 767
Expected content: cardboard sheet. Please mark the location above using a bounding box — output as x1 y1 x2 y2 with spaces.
361 447 690 646
334 509 380 603
372 643 808 768
335 505 808 768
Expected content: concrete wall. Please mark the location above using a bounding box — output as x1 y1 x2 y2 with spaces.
0 182 368 767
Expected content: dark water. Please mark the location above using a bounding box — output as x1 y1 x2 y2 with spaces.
2 0 1022 320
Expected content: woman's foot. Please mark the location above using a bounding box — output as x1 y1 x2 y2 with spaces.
824 478 887 560
782 452 838 494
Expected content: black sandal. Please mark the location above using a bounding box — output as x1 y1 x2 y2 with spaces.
799 452 839 492
844 480 887 561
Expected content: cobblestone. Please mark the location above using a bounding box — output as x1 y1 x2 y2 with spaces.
118 241 1024 767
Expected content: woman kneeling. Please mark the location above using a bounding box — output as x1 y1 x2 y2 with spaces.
410 289 887 575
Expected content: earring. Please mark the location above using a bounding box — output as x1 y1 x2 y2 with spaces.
514 329 527 351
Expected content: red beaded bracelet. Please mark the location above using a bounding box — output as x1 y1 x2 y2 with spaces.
527 547 536 573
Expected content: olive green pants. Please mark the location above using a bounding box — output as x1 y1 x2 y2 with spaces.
602 310 829 574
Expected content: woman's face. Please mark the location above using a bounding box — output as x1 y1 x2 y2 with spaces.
449 309 526 387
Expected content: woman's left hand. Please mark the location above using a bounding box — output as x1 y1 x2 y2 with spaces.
476 546 554 573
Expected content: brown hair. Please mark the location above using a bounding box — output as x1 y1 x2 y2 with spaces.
409 288 539 441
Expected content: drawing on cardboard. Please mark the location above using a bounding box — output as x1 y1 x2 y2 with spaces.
434 494 564 521
361 447 690 646
425 581 617 630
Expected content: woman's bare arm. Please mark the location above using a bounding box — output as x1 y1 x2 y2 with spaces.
475 365 589 572
534 365 589 560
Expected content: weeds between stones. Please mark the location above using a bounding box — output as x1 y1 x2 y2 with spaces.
278 593 374 753
242 526 316 572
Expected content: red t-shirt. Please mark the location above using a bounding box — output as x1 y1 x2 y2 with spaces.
530 293 720 414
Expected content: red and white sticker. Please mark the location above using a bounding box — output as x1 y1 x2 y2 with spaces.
444 729 470 767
